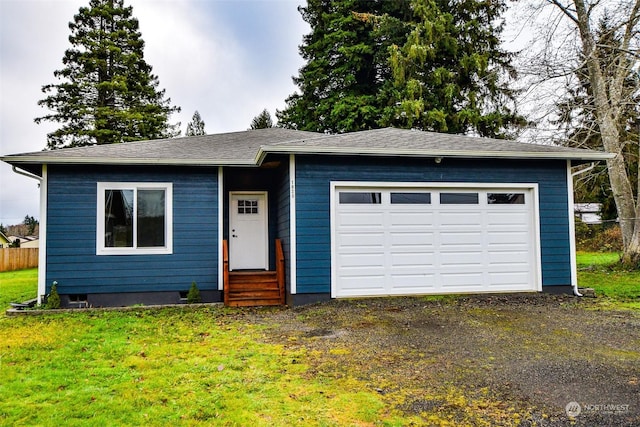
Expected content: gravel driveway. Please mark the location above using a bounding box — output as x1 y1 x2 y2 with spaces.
249 294 640 426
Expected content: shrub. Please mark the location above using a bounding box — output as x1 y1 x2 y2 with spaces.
575 219 623 252
46 283 61 309
187 282 201 304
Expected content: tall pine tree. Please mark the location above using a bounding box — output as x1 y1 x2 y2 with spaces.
186 110 206 136
383 0 523 138
277 0 412 133
278 0 523 138
35 0 180 149
249 109 274 129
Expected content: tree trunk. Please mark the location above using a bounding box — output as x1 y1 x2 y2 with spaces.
570 0 640 264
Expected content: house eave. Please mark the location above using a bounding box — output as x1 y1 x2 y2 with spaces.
1 156 258 167
258 145 615 162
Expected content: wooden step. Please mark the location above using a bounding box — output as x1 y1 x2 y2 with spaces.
227 297 283 307
227 270 283 306
229 272 278 285
223 239 286 307
227 288 282 307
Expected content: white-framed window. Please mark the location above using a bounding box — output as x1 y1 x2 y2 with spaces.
97 182 173 255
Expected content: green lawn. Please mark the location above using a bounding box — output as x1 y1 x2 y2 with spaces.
576 251 640 310
0 268 38 309
0 261 638 425
0 268 405 426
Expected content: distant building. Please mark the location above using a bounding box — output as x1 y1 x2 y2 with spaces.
0 231 10 248
574 203 602 224
7 235 39 248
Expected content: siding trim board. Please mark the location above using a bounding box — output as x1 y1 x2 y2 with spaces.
38 164 48 304
566 160 580 295
218 166 224 290
289 154 297 295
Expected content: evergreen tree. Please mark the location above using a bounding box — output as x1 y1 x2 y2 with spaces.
35 0 180 149
186 110 206 136
249 109 274 129
23 215 39 235
278 0 522 138
277 0 412 133
383 0 524 138
186 282 201 304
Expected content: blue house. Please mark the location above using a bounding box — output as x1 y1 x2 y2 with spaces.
2 128 611 307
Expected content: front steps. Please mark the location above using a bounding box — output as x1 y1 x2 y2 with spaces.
226 271 284 307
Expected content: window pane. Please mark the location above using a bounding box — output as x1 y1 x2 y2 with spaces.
105 189 133 247
339 192 382 204
487 193 525 204
238 199 259 215
137 189 166 247
391 192 431 204
440 193 479 204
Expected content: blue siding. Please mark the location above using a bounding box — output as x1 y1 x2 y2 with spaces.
294 155 572 294
46 165 218 295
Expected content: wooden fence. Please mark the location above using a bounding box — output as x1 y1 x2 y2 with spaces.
0 248 39 272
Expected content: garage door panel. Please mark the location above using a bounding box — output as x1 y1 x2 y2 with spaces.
391 274 436 289
389 211 435 226
339 232 385 248
338 252 385 266
487 211 529 224
339 212 384 226
440 251 483 266
390 251 436 266
338 276 386 295
389 231 434 246
487 231 529 245
440 272 484 287
487 271 531 286
334 186 538 297
440 231 483 246
488 250 529 263
440 214 482 228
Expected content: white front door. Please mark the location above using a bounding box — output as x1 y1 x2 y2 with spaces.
229 192 268 270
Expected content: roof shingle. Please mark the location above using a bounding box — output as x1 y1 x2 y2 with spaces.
1 127 612 168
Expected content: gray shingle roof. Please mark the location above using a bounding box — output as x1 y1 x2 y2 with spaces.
262 128 611 160
1 127 612 168
2 128 320 166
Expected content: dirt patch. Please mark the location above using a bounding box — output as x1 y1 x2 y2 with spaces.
249 294 640 426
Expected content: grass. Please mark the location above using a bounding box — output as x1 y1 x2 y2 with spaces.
576 251 640 310
0 268 38 309
0 260 638 425
0 268 406 426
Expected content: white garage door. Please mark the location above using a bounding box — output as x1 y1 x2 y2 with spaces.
332 184 540 298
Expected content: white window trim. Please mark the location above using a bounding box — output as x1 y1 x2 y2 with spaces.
96 182 173 255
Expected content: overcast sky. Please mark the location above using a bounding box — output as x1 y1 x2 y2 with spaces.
0 0 308 226
0 0 534 228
